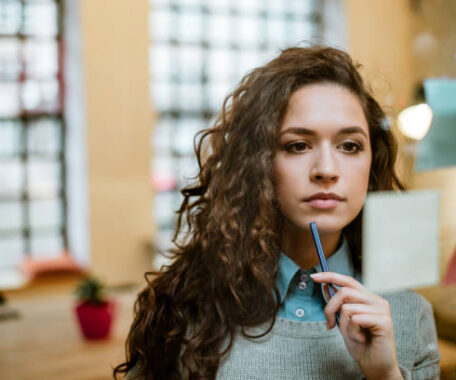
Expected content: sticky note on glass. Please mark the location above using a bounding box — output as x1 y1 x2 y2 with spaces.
362 190 440 293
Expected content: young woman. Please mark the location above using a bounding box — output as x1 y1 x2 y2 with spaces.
114 46 440 379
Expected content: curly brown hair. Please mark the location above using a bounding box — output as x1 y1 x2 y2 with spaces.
113 46 404 379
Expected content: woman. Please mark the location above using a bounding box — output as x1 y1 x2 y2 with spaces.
114 46 440 379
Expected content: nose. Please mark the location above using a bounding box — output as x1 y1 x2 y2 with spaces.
310 144 339 183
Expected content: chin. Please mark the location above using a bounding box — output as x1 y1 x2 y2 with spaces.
287 214 352 234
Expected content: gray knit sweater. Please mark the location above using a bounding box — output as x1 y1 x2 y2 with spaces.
126 289 440 379
216 289 440 380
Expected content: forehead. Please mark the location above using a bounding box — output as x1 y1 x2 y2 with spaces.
280 83 369 136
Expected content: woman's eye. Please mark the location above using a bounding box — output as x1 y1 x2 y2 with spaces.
286 142 310 152
340 141 363 153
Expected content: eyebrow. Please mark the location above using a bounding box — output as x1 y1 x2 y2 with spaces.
279 126 369 139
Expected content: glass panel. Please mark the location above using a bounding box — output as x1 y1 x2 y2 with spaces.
265 17 287 47
177 83 203 111
236 16 261 47
150 44 173 81
0 201 23 231
153 191 178 229
287 21 315 44
237 50 261 80
0 39 21 79
173 118 204 155
151 8 174 41
178 45 203 82
29 199 62 228
0 120 22 156
208 13 231 46
21 79 60 113
23 1 58 37
0 160 23 197
30 232 64 258
27 118 61 156
236 0 261 14
27 160 60 198
152 82 174 111
266 1 285 15
152 117 173 153
177 12 203 44
207 48 232 82
207 0 230 12
24 40 59 78
207 82 231 111
0 236 24 268
0 82 20 117
0 0 21 35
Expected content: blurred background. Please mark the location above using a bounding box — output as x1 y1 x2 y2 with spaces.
0 0 456 379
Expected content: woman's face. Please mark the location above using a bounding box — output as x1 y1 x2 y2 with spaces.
274 83 372 234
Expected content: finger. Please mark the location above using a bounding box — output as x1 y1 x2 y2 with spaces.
350 314 394 337
325 287 377 328
310 271 363 290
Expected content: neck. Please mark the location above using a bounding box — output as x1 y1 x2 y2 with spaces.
280 222 342 270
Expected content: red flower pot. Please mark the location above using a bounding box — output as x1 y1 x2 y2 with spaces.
75 300 115 340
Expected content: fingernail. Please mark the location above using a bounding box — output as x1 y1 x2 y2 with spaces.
310 273 321 278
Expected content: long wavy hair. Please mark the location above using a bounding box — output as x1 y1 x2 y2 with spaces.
113 46 405 379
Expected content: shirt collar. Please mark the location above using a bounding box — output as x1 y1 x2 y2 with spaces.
276 236 354 303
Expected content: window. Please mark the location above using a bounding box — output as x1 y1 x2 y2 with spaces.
0 0 66 268
149 0 323 265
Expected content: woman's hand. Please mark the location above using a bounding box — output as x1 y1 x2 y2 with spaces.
310 272 404 380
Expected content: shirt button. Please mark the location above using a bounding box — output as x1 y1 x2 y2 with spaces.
295 308 305 318
298 281 307 290
300 273 309 282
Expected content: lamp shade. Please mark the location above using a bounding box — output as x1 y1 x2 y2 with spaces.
414 78 456 171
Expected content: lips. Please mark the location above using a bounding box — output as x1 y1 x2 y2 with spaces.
303 192 345 210
304 192 344 202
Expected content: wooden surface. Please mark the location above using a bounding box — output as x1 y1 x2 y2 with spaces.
0 285 138 380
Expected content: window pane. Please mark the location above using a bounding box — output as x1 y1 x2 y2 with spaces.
0 39 21 79
151 8 174 41
208 14 231 46
176 155 198 188
177 12 203 44
0 201 23 231
236 16 261 47
0 1 21 35
30 232 64 258
0 83 20 117
29 199 63 228
0 236 24 268
27 118 61 156
152 118 173 153
27 160 60 198
173 118 204 155
0 120 22 156
207 48 233 82
24 40 59 78
150 44 174 81
0 160 23 197
178 45 203 82
177 83 203 111
21 79 60 113
23 1 58 37
207 82 231 111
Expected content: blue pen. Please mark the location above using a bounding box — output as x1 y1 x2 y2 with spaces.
309 222 340 327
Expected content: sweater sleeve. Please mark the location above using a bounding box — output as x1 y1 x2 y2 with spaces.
411 295 441 380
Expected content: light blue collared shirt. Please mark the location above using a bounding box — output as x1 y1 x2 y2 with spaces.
276 237 361 321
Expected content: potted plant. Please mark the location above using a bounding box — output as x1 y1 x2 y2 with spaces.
74 276 115 340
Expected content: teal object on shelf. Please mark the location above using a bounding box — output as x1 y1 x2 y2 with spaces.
415 78 456 171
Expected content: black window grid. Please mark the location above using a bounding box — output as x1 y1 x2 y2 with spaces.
0 0 67 267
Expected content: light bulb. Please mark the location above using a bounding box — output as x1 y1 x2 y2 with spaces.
397 103 433 140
